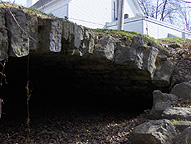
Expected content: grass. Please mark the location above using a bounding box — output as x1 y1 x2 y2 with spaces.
93 28 162 49
157 37 191 48
0 2 60 19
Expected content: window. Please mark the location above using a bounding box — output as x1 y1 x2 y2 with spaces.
113 0 119 21
124 14 129 19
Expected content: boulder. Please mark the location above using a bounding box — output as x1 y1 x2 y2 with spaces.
0 8 8 61
162 107 191 120
170 81 191 99
153 60 174 87
150 90 177 119
173 127 191 144
129 119 177 144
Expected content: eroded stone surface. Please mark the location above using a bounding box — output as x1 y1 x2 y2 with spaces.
150 90 177 119
162 107 191 120
0 8 8 61
129 119 177 144
6 7 29 57
173 127 191 144
170 81 191 99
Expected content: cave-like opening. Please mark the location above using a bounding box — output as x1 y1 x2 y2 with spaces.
1 53 153 118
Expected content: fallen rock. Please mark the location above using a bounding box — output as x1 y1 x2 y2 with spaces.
150 90 177 119
162 107 191 120
170 81 191 99
173 127 191 144
153 60 174 87
173 121 191 132
129 119 177 144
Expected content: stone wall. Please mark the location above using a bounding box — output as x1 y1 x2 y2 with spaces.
0 6 175 112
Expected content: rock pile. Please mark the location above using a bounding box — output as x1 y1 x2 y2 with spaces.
130 81 191 144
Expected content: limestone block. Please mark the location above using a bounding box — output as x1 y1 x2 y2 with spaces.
93 36 115 60
131 35 145 48
49 19 63 52
26 13 38 50
74 24 83 49
80 28 95 55
150 90 177 119
129 119 177 144
63 21 70 41
38 18 63 52
153 60 174 87
114 44 136 63
162 107 191 120
174 121 191 132
170 81 191 99
0 8 8 61
6 7 29 57
142 46 159 78
115 37 158 79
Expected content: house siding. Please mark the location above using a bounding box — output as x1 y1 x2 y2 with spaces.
111 0 143 22
105 16 191 39
38 0 70 19
124 0 142 17
105 17 143 33
144 18 183 39
68 0 112 28
27 0 41 7
123 20 143 33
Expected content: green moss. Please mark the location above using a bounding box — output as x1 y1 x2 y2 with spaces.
171 121 178 125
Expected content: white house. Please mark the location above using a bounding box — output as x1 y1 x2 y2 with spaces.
105 15 191 39
28 0 143 29
28 0 191 39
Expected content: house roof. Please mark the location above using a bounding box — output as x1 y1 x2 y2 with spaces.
32 0 55 9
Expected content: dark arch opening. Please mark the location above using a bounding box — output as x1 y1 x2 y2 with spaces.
1 53 153 118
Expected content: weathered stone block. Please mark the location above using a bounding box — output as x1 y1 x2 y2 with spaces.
26 13 38 50
170 81 191 99
153 60 174 87
174 121 191 132
162 107 191 120
173 127 191 144
80 28 95 55
0 8 8 61
6 7 29 57
130 119 177 144
38 18 63 52
93 36 115 60
150 90 177 119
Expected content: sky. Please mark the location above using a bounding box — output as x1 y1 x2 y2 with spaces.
1 0 191 7
1 0 27 6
